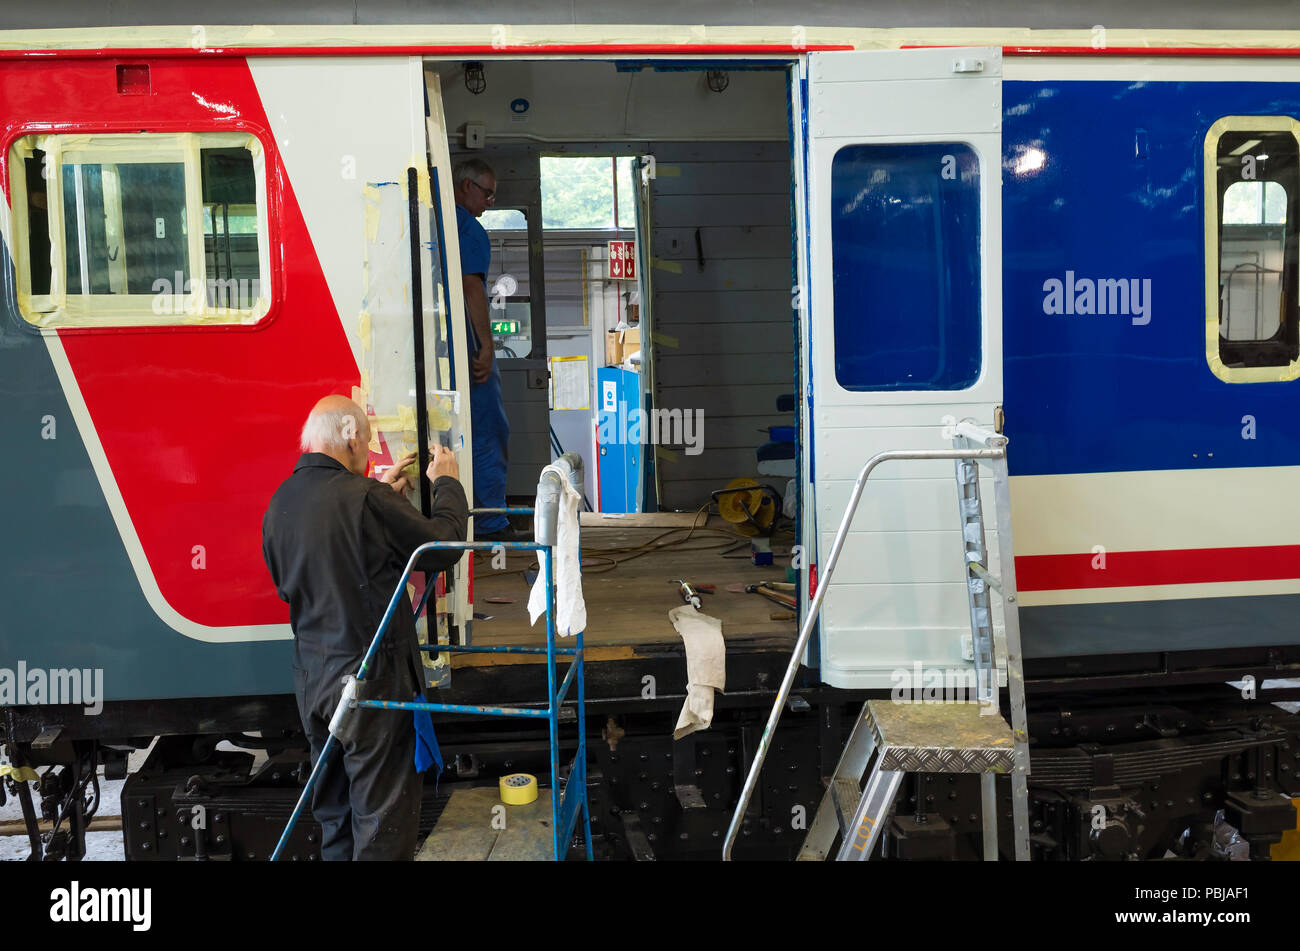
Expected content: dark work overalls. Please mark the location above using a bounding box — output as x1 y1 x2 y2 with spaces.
262 453 467 860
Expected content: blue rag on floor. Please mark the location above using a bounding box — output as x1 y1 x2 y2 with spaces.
413 693 444 778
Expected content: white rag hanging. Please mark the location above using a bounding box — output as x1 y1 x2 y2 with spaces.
668 605 727 739
527 464 587 637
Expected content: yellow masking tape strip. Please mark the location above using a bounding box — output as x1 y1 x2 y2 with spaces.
655 164 681 177
415 162 433 208
651 257 683 274
11 25 1300 54
358 311 372 350
397 405 417 433
652 332 678 348
499 773 538 806
370 410 452 434
363 184 383 243
0 765 39 783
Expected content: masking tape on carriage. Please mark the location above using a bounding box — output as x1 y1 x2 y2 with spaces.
499 772 538 805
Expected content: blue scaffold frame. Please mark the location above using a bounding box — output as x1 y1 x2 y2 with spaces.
270 496 592 862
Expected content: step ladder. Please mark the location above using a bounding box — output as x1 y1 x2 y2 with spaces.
723 422 1031 861
271 454 593 862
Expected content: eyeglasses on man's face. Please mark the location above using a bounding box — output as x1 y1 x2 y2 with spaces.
470 179 496 203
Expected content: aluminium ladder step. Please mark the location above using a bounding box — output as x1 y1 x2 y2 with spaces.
801 699 1018 861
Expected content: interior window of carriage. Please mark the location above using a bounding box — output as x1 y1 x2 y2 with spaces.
1209 121 1300 381
9 132 269 329
478 207 533 357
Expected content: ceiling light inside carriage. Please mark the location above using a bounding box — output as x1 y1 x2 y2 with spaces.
1013 146 1046 177
706 70 729 93
465 62 486 95
1230 139 1262 156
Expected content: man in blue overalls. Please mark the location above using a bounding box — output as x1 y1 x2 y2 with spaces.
453 158 516 541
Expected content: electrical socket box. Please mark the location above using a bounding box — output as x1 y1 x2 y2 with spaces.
464 123 486 149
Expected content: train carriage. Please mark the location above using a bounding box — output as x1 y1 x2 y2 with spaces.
1 3 1298 861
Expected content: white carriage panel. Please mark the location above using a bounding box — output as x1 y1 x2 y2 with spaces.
249 57 428 374
816 475 1000 533
1010 466 1300 556
810 79 1001 142
813 415 1003 480
816 529 1002 586
823 582 973 638
810 47 1003 88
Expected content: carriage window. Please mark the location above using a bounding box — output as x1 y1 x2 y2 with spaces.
1206 119 1300 382
9 132 269 329
830 142 982 391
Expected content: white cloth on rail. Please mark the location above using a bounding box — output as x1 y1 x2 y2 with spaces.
527 464 587 637
668 605 727 739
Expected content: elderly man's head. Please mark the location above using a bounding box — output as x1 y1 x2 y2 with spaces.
300 395 370 475
453 157 496 218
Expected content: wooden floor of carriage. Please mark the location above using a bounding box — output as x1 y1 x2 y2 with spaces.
459 513 797 658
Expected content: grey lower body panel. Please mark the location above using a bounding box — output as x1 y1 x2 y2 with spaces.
1021 592 1300 658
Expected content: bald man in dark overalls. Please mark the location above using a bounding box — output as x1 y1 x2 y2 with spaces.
263 395 467 860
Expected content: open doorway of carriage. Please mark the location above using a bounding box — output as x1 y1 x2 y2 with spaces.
429 58 797 525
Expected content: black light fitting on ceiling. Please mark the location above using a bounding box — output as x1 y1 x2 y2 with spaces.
706 70 729 93
465 62 486 95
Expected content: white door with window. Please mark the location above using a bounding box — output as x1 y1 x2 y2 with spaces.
797 48 1004 688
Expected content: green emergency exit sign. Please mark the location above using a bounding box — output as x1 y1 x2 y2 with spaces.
491 319 520 335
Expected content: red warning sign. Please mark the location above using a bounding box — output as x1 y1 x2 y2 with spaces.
608 240 636 280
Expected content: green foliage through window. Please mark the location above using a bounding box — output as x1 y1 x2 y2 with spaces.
541 156 638 230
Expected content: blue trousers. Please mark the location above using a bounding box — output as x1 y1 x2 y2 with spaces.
469 359 510 534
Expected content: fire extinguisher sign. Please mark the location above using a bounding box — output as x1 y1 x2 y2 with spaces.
608 240 636 280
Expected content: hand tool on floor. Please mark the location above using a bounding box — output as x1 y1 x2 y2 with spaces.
670 579 713 610
739 582 796 609
725 580 791 593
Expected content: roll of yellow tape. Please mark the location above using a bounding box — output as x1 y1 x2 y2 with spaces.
499 772 538 806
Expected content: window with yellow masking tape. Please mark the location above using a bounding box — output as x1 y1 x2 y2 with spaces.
1204 116 1300 383
9 131 271 330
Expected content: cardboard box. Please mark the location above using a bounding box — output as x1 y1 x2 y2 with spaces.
620 327 640 363
605 326 642 367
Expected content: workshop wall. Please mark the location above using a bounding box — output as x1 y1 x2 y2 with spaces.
649 141 794 511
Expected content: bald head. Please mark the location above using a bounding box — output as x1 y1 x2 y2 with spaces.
301 395 370 474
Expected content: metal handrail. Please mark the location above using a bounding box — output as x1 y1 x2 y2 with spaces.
721 443 1006 861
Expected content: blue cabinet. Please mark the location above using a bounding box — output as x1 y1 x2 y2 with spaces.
595 367 642 513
